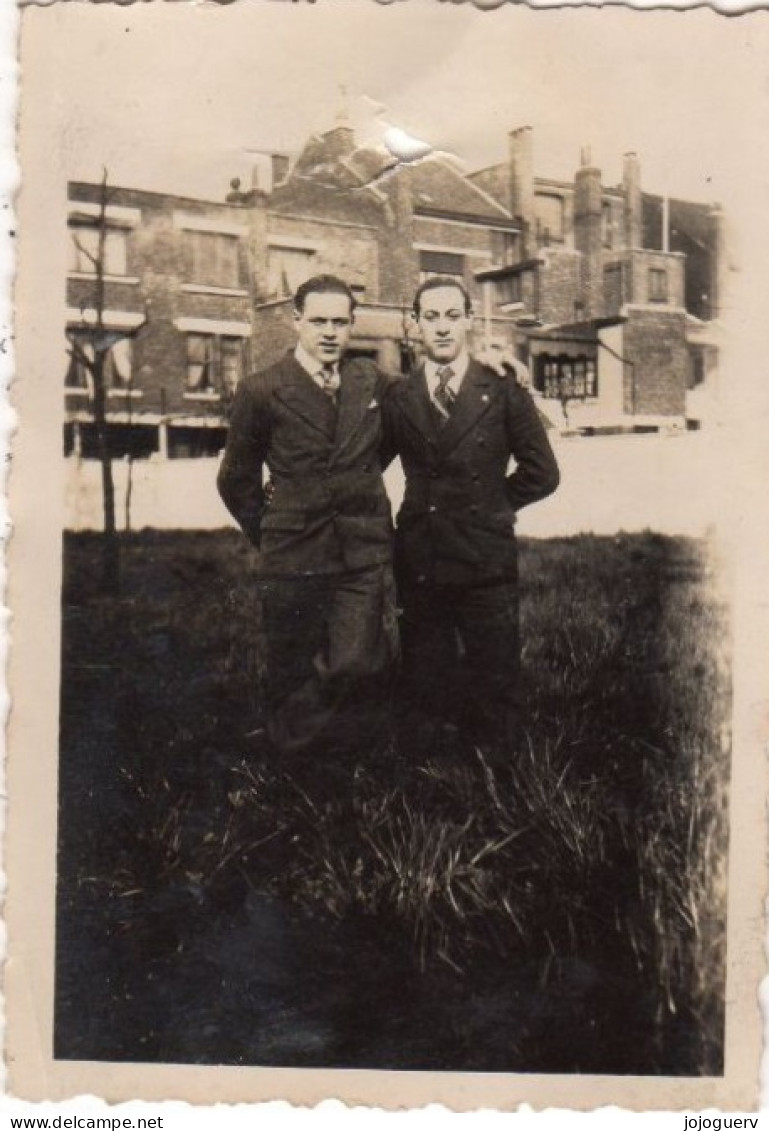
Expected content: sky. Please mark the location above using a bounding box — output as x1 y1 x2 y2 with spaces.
22 1 769 210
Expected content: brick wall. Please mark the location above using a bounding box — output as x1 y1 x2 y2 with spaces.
378 172 419 306
603 260 625 317
413 215 495 303
251 300 295 371
266 212 380 300
538 248 581 325
271 178 382 230
622 308 689 416
625 249 685 308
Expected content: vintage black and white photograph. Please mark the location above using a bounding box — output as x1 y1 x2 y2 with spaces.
8 0 767 1110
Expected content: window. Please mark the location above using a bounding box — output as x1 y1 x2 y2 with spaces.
65 330 133 391
104 338 132 389
559 359 575 397
187 231 241 289
268 246 316 297
492 231 518 267
649 268 669 303
69 224 128 276
419 250 464 283
535 194 564 243
689 348 706 389
185 333 247 397
496 274 521 306
220 336 246 396
535 352 597 400
68 423 159 461
585 358 597 398
501 232 518 266
186 334 216 393
65 332 93 390
602 202 614 249
167 426 228 460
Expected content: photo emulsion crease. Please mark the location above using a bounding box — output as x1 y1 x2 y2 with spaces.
7 1 767 1111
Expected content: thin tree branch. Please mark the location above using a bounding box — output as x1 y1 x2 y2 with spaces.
72 232 101 270
66 339 94 372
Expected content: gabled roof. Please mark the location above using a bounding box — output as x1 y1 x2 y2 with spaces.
410 156 513 222
346 146 399 186
279 126 516 226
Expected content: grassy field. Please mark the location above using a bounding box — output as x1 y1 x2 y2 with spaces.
56 529 730 1073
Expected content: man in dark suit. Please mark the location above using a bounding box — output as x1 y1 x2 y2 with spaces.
218 274 397 760
383 276 560 759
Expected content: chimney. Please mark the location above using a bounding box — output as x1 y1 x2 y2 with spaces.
623 151 642 249
271 153 290 189
574 149 603 319
509 126 534 256
225 177 247 204
380 167 417 305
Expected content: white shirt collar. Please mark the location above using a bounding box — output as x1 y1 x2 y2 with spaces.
425 350 469 392
294 343 339 384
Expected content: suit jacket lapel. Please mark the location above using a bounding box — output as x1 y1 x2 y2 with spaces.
330 361 377 462
396 366 440 450
438 360 497 455
273 356 336 440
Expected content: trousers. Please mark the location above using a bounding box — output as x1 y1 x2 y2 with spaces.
257 563 398 758
397 576 522 756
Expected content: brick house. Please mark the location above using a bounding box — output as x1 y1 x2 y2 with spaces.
470 131 722 432
66 183 254 459
65 122 721 459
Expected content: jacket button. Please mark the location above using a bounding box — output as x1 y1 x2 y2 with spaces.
429 470 439 479
362 463 371 472
417 574 426 584
470 505 478 514
429 505 437 513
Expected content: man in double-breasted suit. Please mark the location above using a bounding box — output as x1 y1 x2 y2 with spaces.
382 276 560 758
218 275 397 758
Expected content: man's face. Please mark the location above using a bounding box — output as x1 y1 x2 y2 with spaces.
294 291 353 367
416 285 471 365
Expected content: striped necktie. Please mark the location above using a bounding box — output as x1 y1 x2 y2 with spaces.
434 366 456 420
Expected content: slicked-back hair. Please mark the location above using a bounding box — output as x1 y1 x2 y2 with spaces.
293 274 357 316
412 276 473 318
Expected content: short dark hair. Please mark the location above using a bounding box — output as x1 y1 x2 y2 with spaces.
293 274 357 315
413 276 472 318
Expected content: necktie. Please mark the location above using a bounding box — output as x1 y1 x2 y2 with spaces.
434 366 456 420
319 365 340 405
